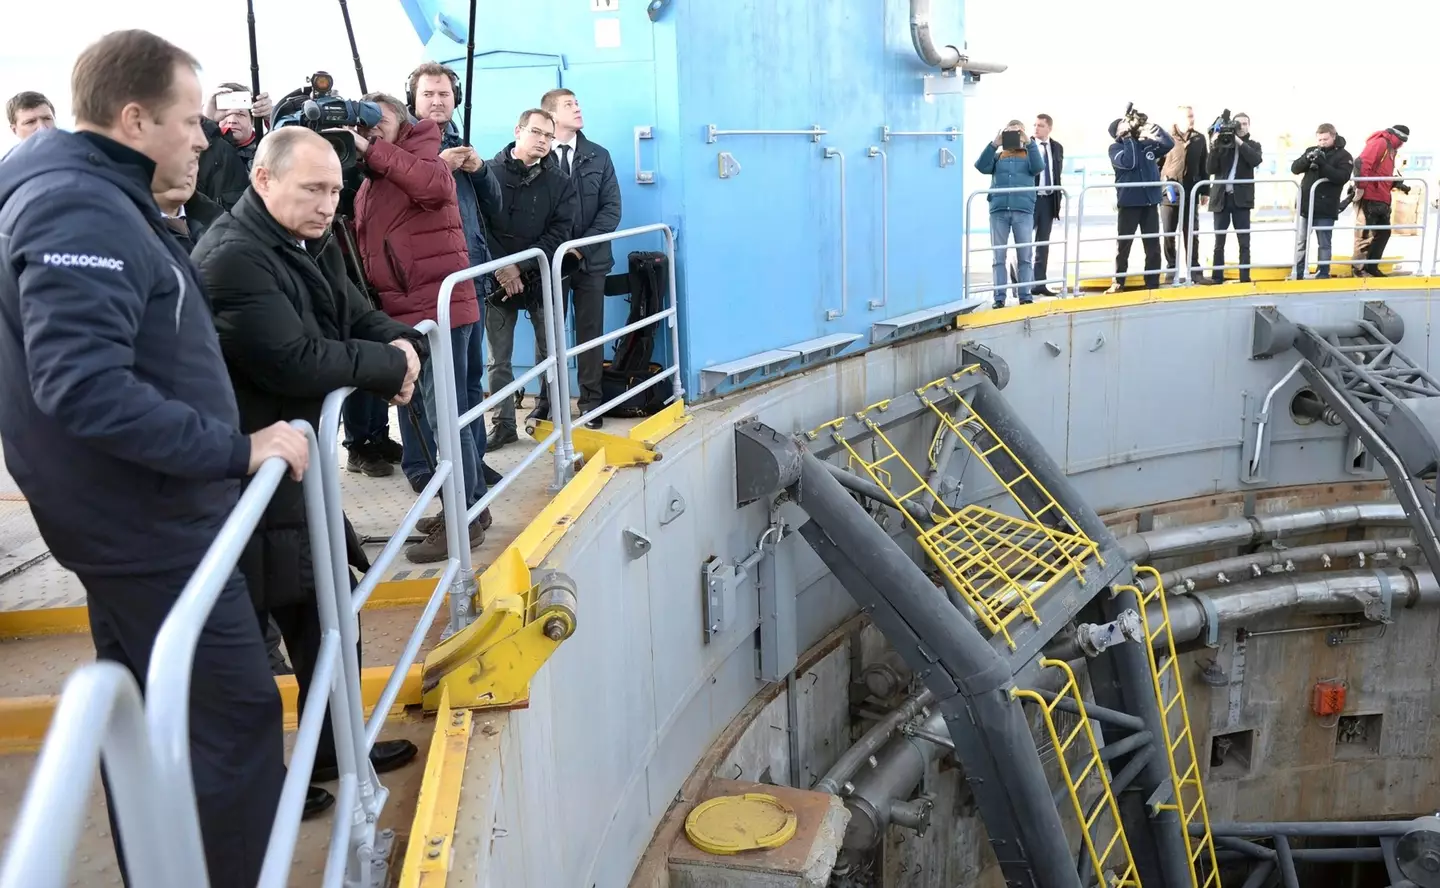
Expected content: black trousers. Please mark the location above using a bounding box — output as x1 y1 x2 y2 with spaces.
1160 201 1199 273
1032 194 1058 289
1212 207 1252 282
537 269 608 412
1115 205 1161 290
85 567 283 888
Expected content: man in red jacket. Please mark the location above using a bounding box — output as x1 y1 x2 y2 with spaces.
352 92 489 562
1353 125 1410 277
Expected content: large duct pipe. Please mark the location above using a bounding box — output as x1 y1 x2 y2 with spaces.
842 710 950 850
816 688 934 796
1120 503 1407 563
908 0 1008 74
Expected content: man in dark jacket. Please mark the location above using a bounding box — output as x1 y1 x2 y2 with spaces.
482 108 579 447
1106 116 1174 292
406 63 503 491
1292 124 1353 280
0 30 309 886
194 126 424 816
154 172 225 250
1160 105 1208 282
534 88 621 430
1203 112 1263 284
354 93 489 562
1353 125 1410 276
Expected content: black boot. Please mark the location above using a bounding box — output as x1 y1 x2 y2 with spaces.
311 739 420 783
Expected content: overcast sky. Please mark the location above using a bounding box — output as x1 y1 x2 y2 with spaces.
3 0 1436 166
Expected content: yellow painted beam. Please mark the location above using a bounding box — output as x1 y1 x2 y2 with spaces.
530 418 658 467
0 664 422 754
510 448 617 567
0 579 433 640
397 687 472 888
628 399 692 448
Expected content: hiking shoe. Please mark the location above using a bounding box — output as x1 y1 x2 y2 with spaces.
375 437 404 463
406 516 487 563
482 461 503 486
487 424 519 451
407 473 432 495
416 508 490 537
347 446 393 478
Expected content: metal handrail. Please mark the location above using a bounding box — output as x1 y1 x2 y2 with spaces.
1188 178 1303 281
963 185 1071 300
0 663 170 888
1307 176 1430 275
548 223 682 480
1074 181 1189 287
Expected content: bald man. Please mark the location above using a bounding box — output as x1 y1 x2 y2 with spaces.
192 126 424 816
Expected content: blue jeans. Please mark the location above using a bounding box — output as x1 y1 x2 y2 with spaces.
420 321 486 508
1296 217 1336 279
342 392 391 451
989 209 1034 304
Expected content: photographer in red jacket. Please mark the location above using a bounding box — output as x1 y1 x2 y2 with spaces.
351 93 488 562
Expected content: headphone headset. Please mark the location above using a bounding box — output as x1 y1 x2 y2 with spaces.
405 64 462 113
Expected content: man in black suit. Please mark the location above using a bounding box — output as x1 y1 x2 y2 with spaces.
1031 113 1063 297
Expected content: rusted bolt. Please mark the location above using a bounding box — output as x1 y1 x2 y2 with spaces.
544 617 568 640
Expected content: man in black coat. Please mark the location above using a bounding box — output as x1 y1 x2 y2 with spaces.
1292 124 1353 280
1031 113 1063 296
194 127 425 816
541 88 622 428
1204 112 1263 284
482 108 579 448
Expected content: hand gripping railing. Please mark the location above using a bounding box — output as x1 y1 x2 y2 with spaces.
548 223 681 480
1074 181 1189 288
1308 176 1430 276
1187 178 1302 283
963 185 1071 301
432 250 565 621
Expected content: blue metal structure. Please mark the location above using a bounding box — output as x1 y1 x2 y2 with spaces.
401 0 971 399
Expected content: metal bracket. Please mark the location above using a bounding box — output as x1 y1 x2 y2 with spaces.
702 558 742 642
1198 594 1222 648
717 151 741 179
646 0 672 21
1075 610 1144 657
634 125 655 184
623 528 652 559
659 486 687 525
1367 569 1395 623
938 147 956 168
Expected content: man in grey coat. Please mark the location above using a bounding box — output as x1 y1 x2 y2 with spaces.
539 88 621 429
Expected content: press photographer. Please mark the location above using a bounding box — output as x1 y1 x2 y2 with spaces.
1203 110 1262 284
1106 104 1173 292
348 92 492 562
197 83 273 210
1291 124 1352 280
1353 124 1411 277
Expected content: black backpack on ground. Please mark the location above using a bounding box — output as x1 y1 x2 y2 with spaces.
599 251 670 417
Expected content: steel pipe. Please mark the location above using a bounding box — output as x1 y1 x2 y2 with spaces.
1200 821 1417 837
842 711 949 850
1119 503 1408 563
824 463 934 526
1141 537 1418 594
815 688 934 795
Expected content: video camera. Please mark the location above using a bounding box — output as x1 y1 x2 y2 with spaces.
1121 102 1148 136
271 70 382 173
1211 108 1242 146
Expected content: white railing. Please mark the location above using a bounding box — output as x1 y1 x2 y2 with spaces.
963 185 1072 301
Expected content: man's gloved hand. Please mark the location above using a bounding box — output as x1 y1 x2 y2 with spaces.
1148 123 1165 141
1396 181 1413 194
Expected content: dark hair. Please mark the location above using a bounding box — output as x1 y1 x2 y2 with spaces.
540 88 576 112
517 108 554 129
71 30 199 127
361 92 409 124
6 91 53 126
1035 113 1053 125
408 63 458 98
1317 123 1337 136
1234 111 1250 121
216 81 248 94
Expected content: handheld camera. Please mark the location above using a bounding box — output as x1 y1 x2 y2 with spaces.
1211 108 1242 146
1121 102 1148 137
271 70 383 173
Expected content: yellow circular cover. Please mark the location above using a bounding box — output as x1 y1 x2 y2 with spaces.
684 792 798 855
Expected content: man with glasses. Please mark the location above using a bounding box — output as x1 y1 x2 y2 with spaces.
482 109 578 449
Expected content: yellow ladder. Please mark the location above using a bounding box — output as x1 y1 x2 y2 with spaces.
1012 658 1140 886
809 371 1102 649
1119 565 1221 888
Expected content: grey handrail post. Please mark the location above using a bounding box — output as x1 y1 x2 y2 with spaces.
432 275 477 635
0 663 173 888
316 390 389 845
548 223 681 482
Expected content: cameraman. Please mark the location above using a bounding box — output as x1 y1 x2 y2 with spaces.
1106 112 1173 292
1203 112 1262 284
196 83 272 210
1291 124 1352 280
1161 105 1208 282
1353 125 1410 276
351 93 491 563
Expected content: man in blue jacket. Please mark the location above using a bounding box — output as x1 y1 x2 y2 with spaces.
974 121 1045 307
1107 115 1174 292
0 30 308 886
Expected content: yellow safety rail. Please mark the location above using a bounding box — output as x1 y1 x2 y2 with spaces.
809 371 1102 649
1122 565 1221 888
1011 658 1140 886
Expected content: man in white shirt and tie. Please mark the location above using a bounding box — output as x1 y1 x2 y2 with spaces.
1031 114 1064 297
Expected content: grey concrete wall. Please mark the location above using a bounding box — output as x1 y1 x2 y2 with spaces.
473 286 1437 888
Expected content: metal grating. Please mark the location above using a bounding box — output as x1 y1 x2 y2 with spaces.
1012 658 1140 886
809 369 1103 649
1124 565 1221 888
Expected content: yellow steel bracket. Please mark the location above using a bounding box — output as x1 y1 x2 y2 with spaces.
421 546 579 711
528 399 690 468
398 686 471 888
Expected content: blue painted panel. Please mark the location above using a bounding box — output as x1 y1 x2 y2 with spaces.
403 0 968 398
